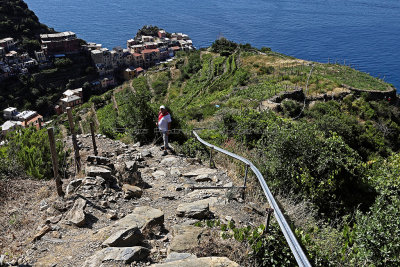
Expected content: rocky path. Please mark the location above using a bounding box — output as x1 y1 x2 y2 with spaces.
9 135 267 266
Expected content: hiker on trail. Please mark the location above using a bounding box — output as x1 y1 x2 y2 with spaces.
157 105 172 156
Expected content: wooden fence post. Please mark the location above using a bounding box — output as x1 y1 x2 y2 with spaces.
66 107 81 173
47 127 64 197
38 117 42 130
90 121 98 156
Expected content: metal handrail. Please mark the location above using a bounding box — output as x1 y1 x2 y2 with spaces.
193 130 311 267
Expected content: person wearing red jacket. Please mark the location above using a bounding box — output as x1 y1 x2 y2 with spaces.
157 105 172 156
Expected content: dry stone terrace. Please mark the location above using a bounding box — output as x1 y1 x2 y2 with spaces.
7 134 268 266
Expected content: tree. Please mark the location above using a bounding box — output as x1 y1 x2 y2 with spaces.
210 38 238 55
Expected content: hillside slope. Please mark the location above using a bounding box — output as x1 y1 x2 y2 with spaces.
75 42 400 265
0 0 52 41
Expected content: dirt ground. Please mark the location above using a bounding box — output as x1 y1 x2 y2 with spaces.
0 178 55 259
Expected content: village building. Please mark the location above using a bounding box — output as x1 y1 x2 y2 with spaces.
123 67 136 80
1 120 22 135
158 30 166 39
101 76 116 88
142 49 160 67
89 28 194 77
82 42 102 53
3 107 19 120
0 37 15 52
141 36 154 43
2 107 44 134
55 88 83 114
132 53 144 67
34 50 47 63
40 31 80 55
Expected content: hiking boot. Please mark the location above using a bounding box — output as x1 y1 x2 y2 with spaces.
162 150 168 156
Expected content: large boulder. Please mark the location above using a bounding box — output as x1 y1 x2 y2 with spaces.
100 206 164 247
169 225 204 253
176 198 218 219
151 257 239 267
65 198 86 227
84 246 149 266
116 161 142 185
102 227 143 247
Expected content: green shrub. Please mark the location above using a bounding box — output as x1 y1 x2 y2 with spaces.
282 100 302 118
210 38 238 54
260 47 272 53
352 195 400 266
0 127 65 179
197 219 296 266
54 58 73 69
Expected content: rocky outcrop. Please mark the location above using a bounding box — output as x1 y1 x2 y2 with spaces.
13 134 266 267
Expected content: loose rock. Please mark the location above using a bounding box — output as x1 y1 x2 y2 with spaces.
122 184 143 199
65 198 87 227
85 246 149 266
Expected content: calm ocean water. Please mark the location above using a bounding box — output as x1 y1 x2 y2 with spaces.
25 0 400 91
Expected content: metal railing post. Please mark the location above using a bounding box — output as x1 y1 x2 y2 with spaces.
265 208 274 232
242 164 249 200
243 164 249 188
209 147 213 168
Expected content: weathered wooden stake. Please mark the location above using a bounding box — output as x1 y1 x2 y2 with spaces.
90 121 98 156
38 117 42 130
47 127 64 197
67 107 81 173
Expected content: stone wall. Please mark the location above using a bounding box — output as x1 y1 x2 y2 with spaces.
342 84 397 101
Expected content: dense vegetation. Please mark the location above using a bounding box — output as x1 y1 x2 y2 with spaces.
0 0 52 42
81 38 400 266
135 25 170 38
0 127 66 180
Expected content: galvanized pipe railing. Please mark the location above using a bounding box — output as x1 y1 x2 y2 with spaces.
193 130 311 267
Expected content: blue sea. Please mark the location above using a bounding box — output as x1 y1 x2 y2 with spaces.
25 0 400 91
